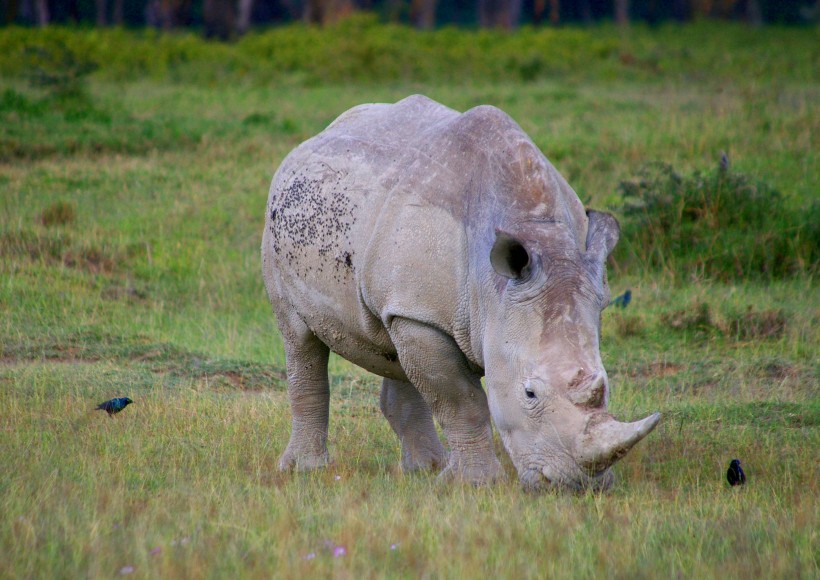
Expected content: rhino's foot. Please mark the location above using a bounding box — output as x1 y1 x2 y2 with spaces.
278 446 330 472
401 446 448 473
437 456 506 486
380 378 447 473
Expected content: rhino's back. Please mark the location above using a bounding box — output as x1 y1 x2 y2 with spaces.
264 95 461 288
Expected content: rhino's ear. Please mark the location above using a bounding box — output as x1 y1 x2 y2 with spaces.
585 210 619 261
491 229 530 279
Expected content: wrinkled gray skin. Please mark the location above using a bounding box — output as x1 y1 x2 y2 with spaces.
262 95 660 491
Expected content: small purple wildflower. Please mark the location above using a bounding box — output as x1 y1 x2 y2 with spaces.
303 552 317 561
334 475 341 481
333 546 347 558
119 566 135 575
390 543 399 550
150 547 161 556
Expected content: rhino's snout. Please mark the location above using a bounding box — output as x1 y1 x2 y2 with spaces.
507 402 660 492
519 463 615 493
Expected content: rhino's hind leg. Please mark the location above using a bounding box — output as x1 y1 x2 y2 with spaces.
277 311 331 472
380 378 448 472
388 318 505 485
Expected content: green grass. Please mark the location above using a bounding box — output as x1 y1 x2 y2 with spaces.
1 22 818 578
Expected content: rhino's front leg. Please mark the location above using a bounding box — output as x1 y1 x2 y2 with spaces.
380 378 448 472
277 311 331 471
388 318 505 485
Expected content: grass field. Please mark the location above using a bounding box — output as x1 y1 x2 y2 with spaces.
1 23 818 577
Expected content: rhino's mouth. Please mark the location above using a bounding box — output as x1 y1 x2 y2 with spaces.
519 466 614 493
519 467 550 492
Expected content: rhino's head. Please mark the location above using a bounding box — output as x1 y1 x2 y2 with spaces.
484 210 660 491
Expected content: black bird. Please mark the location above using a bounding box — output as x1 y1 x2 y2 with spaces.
719 151 730 172
610 289 632 309
95 397 133 416
727 459 746 486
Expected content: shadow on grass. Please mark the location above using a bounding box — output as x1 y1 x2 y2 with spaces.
665 400 820 430
0 330 287 391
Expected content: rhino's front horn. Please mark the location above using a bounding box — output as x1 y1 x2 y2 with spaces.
576 412 661 473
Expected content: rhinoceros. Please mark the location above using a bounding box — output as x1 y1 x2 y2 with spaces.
262 95 660 491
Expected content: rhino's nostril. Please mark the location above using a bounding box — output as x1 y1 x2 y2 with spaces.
568 371 607 408
585 378 606 408
567 368 586 389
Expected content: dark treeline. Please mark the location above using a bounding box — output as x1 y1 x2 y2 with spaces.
3 0 817 36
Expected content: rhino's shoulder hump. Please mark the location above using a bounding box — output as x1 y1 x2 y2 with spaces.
456 105 524 137
394 94 457 117
324 102 391 133
441 104 536 160
323 95 458 145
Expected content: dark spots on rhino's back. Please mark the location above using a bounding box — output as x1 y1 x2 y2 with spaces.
332 250 354 276
268 165 358 279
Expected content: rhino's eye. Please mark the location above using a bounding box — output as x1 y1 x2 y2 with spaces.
525 387 537 399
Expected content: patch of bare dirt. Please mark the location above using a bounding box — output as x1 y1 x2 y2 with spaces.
631 362 685 378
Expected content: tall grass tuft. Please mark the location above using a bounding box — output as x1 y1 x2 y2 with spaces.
38 200 77 227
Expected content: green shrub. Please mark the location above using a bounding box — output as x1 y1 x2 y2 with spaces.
615 161 818 281
22 39 97 98
0 21 816 86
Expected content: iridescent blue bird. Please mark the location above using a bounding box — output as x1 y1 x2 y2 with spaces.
610 289 632 309
727 459 746 486
95 397 133 416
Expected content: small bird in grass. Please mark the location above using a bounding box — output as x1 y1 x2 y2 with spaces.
95 397 133 416
610 289 632 309
727 459 746 486
719 150 731 172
